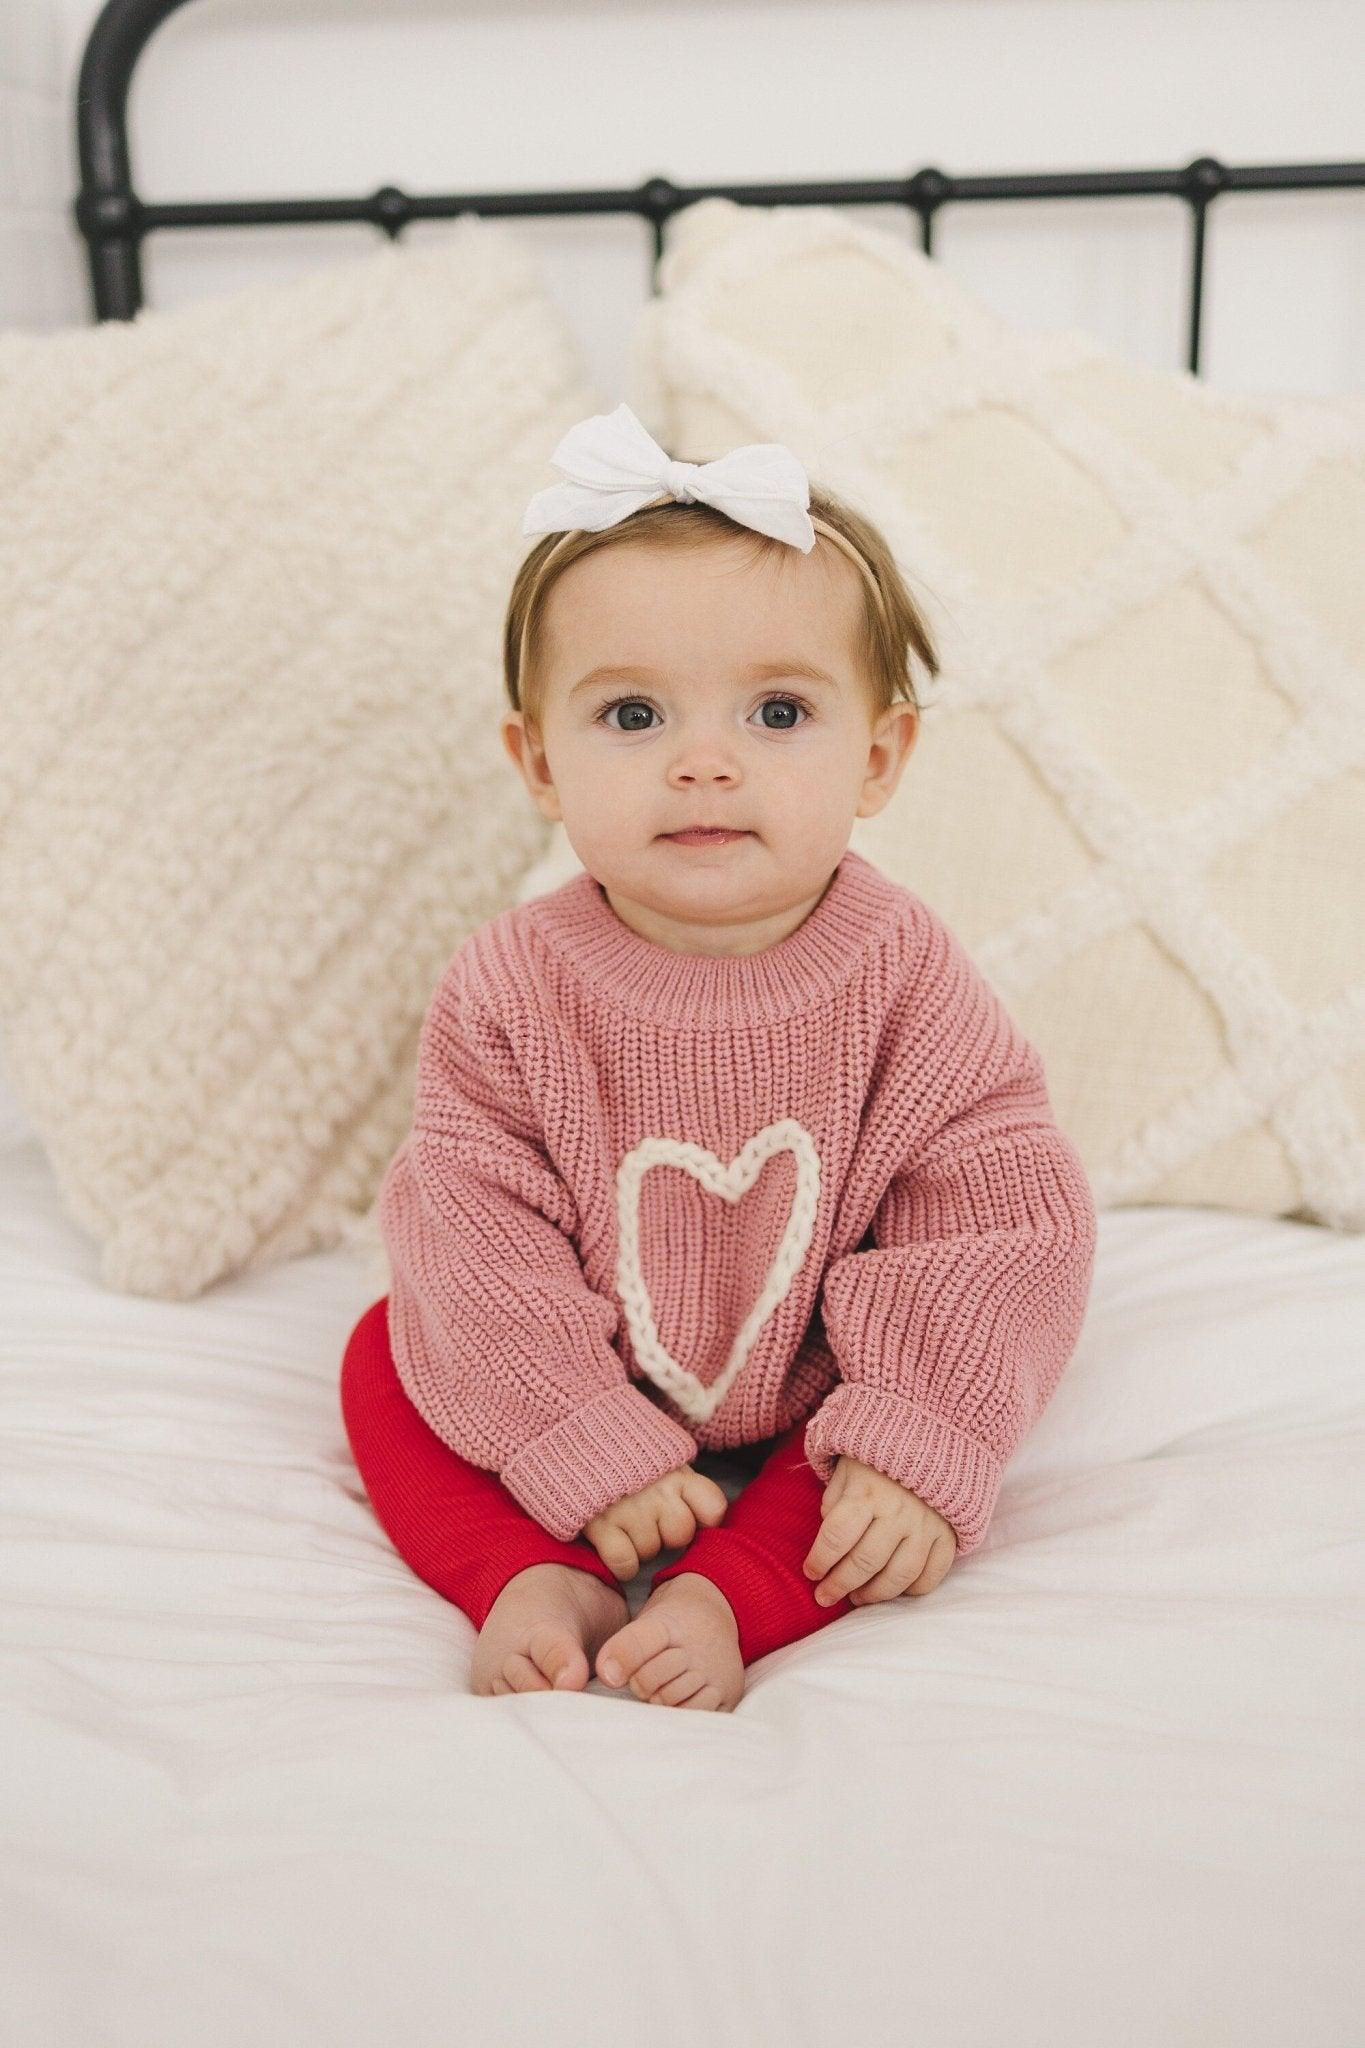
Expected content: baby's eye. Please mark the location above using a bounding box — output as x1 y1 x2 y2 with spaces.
755 697 808 731
597 697 656 732
596 694 810 732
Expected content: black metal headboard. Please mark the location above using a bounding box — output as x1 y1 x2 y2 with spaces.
74 0 1365 376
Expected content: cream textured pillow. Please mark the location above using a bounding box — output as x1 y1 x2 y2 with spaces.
0 223 599 1297
603 196 1365 1230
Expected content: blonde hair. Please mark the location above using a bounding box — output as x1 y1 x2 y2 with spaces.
503 480 940 732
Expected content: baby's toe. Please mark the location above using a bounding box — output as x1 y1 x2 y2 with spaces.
653 1666 709 1706
502 1650 553 1692
628 1646 692 1701
596 1610 671 1687
524 1623 590 1691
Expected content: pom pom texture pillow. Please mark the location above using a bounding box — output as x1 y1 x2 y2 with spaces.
0 225 597 1297
619 198 1365 1231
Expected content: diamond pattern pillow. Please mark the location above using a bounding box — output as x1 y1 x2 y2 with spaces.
0 224 598 1297
606 197 1365 1229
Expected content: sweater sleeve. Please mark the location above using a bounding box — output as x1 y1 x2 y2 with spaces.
802 945 1098 1556
378 974 699 1543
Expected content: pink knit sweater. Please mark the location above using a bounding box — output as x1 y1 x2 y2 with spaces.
378 849 1098 1549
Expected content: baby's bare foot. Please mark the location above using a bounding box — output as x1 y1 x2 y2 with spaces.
472 1561 628 1697
595 1572 744 1711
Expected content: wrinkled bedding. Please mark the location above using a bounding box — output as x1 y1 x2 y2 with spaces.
2 1110 1362 2047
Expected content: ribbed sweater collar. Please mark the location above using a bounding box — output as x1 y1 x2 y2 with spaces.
525 848 903 1029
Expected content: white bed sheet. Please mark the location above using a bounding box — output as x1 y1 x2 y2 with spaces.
1 1118 1362 2048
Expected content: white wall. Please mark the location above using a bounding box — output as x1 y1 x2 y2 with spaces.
3 0 1363 398
0 0 83 325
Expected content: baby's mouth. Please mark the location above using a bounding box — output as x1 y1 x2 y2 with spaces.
660 828 753 845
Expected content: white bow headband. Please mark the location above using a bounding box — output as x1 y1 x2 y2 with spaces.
521 400 819 552
516 402 890 695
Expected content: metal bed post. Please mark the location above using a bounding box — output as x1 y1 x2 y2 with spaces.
73 0 1365 377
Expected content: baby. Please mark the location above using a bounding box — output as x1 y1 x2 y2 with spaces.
339 402 1098 1711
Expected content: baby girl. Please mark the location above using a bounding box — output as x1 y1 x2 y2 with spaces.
339 401 1098 1711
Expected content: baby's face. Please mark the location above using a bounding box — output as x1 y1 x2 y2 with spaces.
502 534 918 941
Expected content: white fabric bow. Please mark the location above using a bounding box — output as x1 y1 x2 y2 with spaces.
521 401 817 552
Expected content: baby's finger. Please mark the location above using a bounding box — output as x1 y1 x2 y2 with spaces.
682 1472 729 1526
846 1536 925 1605
802 1500 873 1584
598 1536 641 1581
586 1517 641 1581
819 1461 850 1516
655 1492 699 1550
904 1532 957 1598
619 1497 671 1565
811 1524 901 1606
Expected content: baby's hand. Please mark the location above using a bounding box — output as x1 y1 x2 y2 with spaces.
802 1455 957 1606
583 1465 729 1582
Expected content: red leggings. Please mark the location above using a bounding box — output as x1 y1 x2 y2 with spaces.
338 1296 854 1667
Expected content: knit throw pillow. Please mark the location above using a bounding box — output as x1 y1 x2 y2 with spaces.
0 223 597 1298
596 196 1365 1230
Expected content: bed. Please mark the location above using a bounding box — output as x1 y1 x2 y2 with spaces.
5 1065 1363 2043
4 3 1363 2042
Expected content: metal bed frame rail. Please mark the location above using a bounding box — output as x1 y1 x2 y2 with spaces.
73 0 1365 375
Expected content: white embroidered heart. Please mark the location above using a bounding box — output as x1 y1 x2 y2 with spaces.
614 1119 822 1426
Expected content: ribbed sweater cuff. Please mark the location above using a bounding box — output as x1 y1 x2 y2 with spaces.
801 1382 1003 1555
500 1384 699 1543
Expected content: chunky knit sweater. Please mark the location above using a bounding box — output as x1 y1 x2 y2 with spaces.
377 849 1098 1549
